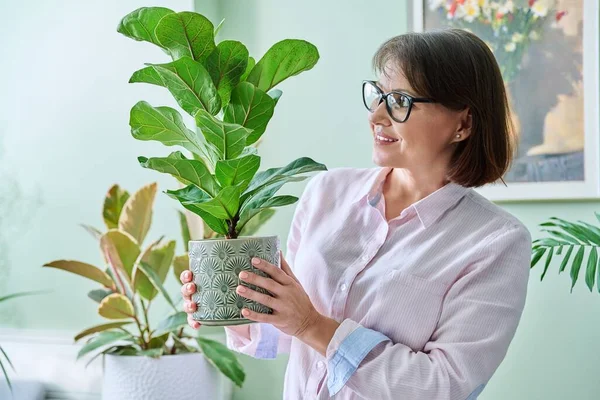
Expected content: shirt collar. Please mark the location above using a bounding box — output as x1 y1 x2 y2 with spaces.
352 167 471 229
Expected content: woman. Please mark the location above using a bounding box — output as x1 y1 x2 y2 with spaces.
180 28 532 400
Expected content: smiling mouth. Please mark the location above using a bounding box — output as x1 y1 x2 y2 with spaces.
374 134 399 143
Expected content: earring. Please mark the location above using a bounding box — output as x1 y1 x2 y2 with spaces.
456 134 461 138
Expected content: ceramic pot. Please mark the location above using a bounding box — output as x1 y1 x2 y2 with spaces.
189 235 281 326
101 353 232 400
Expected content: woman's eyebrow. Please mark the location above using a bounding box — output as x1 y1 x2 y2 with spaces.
375 81 414 95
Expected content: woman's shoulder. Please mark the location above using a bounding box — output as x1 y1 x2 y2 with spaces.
303 167 378 206
460 189 531 243
304 166 378 195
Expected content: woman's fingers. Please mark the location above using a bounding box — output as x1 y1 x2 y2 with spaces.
187 314 201 330
184 300 197 313
180 281 196 302
179 270 193 284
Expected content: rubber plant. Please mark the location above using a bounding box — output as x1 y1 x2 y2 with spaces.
42 183 245 387
531 213 600 294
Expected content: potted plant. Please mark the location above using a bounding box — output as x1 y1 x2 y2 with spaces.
0 291 41 394
119 6 327 326
531 213 600 293
42 183 244 400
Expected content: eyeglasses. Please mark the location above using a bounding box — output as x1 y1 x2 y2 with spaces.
362 80 436 123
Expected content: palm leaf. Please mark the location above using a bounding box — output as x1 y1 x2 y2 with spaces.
541 246 553 281
569 246 585 293
585 246 599 292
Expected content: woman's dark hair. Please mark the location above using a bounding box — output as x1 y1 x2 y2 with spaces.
372 28 515 188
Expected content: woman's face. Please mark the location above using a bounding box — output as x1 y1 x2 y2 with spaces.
367 65 470 174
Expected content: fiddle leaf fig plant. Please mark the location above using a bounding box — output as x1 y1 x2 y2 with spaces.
42 183 245 387
531 214 600 294
118 7 327 239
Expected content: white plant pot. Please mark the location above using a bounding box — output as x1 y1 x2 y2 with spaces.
102 353 233 400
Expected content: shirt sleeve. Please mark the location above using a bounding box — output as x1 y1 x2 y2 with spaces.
324 223 532 399
224 171 325 359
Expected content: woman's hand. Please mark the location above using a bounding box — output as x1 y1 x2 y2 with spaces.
236 251 323 339
179 270 201 329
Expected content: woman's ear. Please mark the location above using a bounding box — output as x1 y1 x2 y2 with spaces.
453 108 472 143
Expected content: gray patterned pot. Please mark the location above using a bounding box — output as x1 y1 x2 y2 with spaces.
189 235 281 326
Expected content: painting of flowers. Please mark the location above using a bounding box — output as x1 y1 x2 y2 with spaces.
416 1 599 201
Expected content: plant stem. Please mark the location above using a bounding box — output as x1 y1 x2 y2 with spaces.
132 315 147 350
140 299 151 342
169 327 185 355
227 214 240 239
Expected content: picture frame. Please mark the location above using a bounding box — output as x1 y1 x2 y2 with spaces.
409 0 599 202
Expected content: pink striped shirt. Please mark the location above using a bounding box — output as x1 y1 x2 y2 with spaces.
224 166 531 399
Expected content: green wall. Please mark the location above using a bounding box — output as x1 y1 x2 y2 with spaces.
194 1 600 399
0 0 597 399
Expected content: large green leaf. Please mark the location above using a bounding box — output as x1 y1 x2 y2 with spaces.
77 331 132 360
155 12 216 63
43 260 113 288
193 185 241 220
197 336 245 388
118 183 156 245
215 154 260 192
585 246 598 292
246 39 319 93
238 196 298 233
74 322 132 342
98 294 135 320
240 158 327 210
206 41 249 106
103 185 130 230
154 312 187 336
100 230 140 280
223 82 275 146
240 56 255 82
135 57 221 117
179 211 191 252
195 110 251 160
133 241 176 302
117 7 174 48
570 246 585 292
130 101 213 160
138 152 219 198
238 208 275 237
166 186 229 235
137 261 178 312
243 157 327 196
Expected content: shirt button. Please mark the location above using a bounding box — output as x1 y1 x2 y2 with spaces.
317 361 325 369
361 254 369 261
340 283 348 292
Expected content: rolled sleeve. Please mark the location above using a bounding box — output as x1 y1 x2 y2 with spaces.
225 323 292 359
325 319 388 396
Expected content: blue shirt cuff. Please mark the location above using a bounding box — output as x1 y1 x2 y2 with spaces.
255 323 280 359
327 325 388 395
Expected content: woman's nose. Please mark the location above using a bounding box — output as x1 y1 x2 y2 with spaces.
368 99 390 124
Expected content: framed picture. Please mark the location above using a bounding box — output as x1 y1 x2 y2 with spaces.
410 0 599 201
